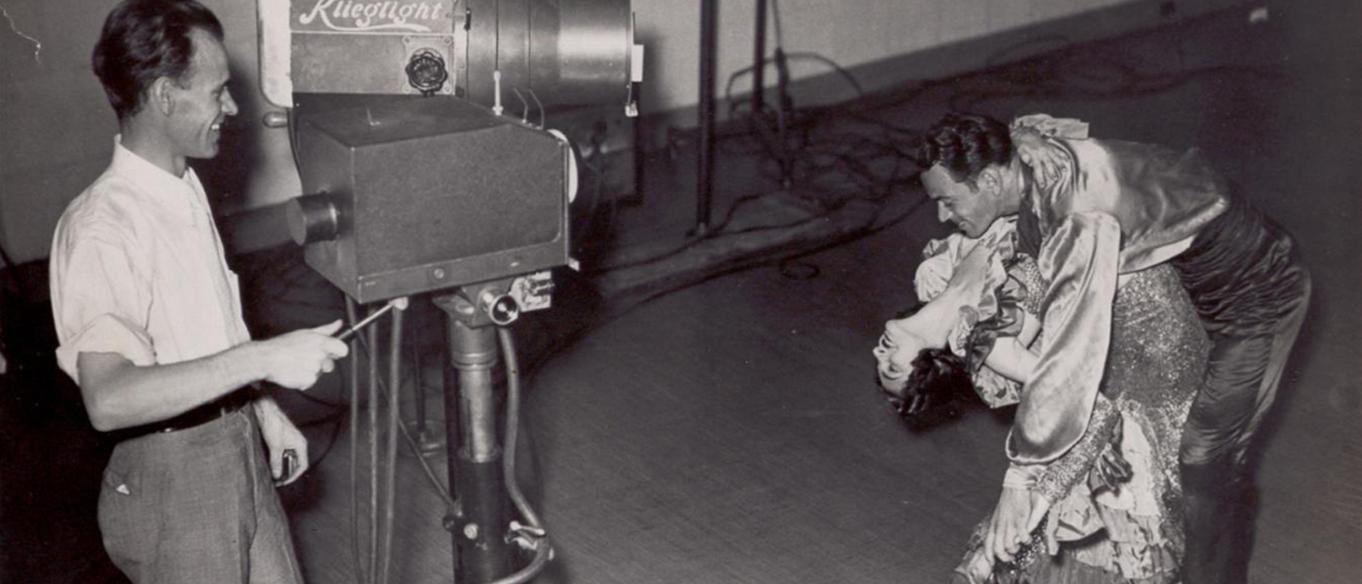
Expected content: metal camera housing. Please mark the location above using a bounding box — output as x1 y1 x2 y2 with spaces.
287 96 570 303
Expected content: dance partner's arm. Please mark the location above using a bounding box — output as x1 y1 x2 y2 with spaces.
986 211 1124 564
1004 212 1122 464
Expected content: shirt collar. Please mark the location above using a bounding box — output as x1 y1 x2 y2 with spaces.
109 136 211 222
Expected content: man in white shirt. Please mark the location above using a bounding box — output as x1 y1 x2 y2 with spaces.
49 1 348 581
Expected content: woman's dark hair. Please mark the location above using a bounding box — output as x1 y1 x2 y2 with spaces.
916 113 1014 182
92 0 224 120
896 346 976 428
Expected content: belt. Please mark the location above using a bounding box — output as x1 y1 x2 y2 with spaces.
118 389 255 440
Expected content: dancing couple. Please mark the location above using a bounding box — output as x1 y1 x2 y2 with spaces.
874 113 1309 584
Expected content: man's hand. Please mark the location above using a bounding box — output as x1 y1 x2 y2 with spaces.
255 320 349 390
254 396 309 486
985 485 1049 564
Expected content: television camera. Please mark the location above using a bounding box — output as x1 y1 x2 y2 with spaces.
255 1 641 582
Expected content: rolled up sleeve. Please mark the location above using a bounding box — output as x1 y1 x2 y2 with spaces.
52 222 156 385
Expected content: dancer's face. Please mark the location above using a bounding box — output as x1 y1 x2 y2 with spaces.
873 316 927 395
922 165 1007 238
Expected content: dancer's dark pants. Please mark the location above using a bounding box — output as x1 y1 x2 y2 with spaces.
1173 194 1311 584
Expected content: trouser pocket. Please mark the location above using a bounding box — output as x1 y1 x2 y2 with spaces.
97 443 155 579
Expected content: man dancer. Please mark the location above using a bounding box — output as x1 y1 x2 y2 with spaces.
914 112 1309 584
50 1 349 581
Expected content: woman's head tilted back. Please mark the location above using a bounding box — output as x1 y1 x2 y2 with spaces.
874 306 975 427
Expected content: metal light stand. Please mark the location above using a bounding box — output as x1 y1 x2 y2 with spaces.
695 0 718 236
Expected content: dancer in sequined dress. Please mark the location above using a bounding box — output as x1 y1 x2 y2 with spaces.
875 218 1209 583
907 112 1309 584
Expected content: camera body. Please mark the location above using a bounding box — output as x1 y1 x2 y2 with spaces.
288 96 570 303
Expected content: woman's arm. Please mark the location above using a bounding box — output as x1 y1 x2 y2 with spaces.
980 308 1041 383
985 338 1038 383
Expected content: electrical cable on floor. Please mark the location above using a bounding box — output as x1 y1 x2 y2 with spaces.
582 190 828 275
777 257 820 280
726 50 865 119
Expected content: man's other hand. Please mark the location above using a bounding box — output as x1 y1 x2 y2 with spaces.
254 396 309 486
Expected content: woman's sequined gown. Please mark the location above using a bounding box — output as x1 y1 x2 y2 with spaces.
955 263 1210 584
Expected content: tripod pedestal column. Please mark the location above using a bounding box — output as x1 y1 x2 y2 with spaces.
437 293 511 583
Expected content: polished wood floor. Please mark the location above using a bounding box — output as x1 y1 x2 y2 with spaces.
4 5 1360 584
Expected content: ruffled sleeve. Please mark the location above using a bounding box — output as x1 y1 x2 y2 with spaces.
914 232 966 304
1006 211 1121 464
964 253 1044 409
916 218 1017 306
914 218 1036 409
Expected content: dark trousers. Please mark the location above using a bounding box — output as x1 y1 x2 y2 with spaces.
1179 273 1310 584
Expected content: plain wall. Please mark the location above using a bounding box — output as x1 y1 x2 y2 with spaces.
634 0 1131 113
2 0 1205 264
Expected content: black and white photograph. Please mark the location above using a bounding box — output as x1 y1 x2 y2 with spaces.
1 1 1358 583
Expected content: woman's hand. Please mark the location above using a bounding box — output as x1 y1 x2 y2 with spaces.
1011 127 1060 184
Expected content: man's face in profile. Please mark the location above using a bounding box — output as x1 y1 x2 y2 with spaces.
165 29 238 162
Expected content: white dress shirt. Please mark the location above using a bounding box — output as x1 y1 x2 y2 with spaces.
50 139 251 385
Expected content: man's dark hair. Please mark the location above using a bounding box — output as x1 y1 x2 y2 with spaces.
917 113 1014 182
92 0 224 119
